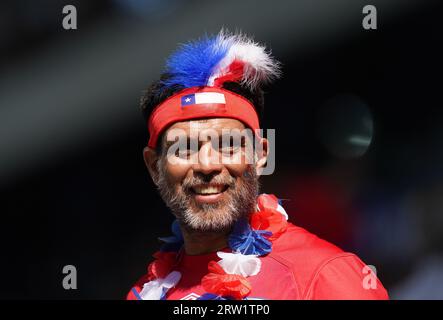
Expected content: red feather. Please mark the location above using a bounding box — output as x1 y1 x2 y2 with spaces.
213 60 245 87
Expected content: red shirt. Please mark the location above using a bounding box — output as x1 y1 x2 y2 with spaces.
127 222 389 300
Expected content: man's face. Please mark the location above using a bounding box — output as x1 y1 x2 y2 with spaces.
144 118 268 233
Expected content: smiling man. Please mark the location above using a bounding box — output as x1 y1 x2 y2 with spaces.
126 31 389 300
153 117 263 241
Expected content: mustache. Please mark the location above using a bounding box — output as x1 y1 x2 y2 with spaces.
181 173 236 192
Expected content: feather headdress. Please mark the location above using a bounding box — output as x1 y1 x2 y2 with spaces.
161 30 281 91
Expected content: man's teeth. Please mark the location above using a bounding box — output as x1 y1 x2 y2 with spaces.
193 185 225 195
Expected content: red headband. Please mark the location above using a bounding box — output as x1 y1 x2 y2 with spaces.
147 86 260 149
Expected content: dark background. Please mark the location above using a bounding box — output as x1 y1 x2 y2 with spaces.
1 0 442 299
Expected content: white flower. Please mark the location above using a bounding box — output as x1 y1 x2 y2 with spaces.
276 203 289 220
217 251 261 277
139 271 181 300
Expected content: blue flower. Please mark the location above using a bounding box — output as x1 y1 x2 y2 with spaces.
228 219 272 256
160 287 169 300
197 293 232 300
159 219 184 252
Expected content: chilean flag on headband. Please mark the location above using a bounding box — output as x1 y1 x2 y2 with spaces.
181 92 226 107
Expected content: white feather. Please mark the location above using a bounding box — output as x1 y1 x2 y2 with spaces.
207 30 281 90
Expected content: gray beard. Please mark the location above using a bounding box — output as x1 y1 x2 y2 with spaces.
156 158 259 233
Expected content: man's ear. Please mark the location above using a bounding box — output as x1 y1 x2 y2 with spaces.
143 146 160 186
255 137 269 176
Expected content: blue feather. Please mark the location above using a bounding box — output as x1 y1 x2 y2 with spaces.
161 34 229 89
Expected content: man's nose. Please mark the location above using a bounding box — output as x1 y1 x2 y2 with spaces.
192 142 222 175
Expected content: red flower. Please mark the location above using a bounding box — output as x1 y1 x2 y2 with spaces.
250 209 287 241
251 194 288 240
257 194 280 211
201 261 252 300
147 251 177 281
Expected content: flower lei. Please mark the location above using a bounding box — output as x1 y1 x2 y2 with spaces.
133 194 289 300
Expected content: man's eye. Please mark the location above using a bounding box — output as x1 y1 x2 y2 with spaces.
220 143 241 155
175 149 194 158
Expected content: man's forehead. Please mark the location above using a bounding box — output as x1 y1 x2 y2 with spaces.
167 118 246 134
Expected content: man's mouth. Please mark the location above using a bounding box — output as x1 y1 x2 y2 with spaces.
190 184 229 204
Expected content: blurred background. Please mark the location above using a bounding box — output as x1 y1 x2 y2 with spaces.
1 0 442 299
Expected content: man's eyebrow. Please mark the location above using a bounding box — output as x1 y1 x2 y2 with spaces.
163 136 198 148
164 136 185 148
163 133 247 149
219 132 246 143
